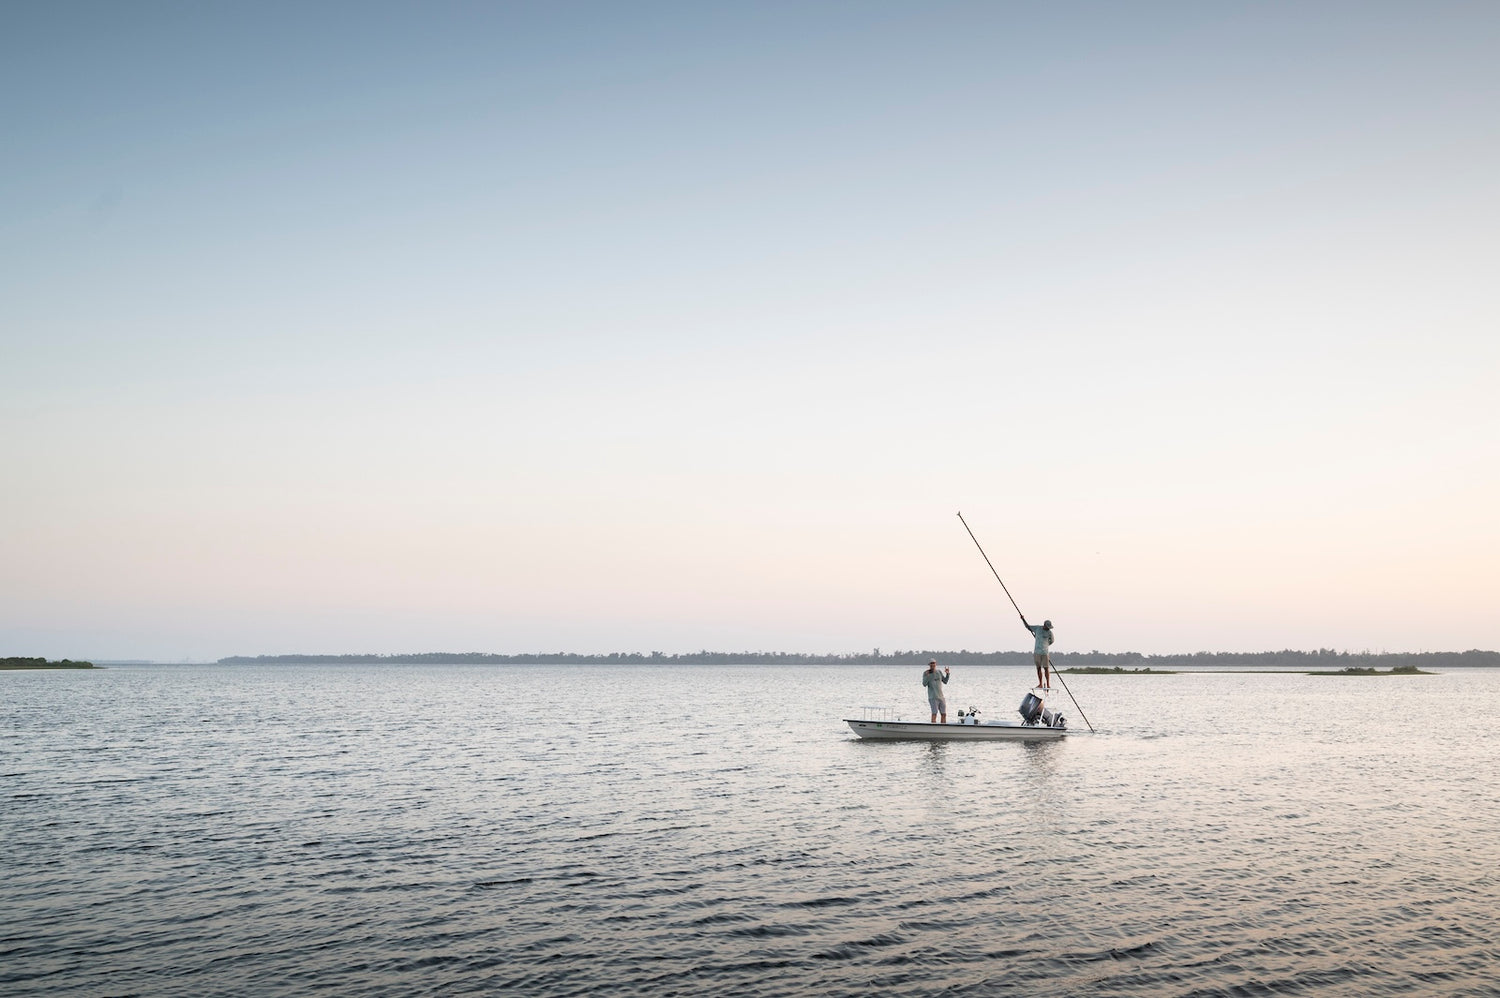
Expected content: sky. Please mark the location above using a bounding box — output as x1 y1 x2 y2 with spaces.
3 2 1497 661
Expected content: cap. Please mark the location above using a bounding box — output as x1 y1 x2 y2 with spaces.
1043 620 1052 628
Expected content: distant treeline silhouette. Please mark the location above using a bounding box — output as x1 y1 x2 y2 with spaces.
217 649 1500 668
0 656 96 669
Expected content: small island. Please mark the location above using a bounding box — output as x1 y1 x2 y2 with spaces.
1058 663 1434 676
1 656 97 670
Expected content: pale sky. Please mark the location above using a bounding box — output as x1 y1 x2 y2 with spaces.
3 2 1497 661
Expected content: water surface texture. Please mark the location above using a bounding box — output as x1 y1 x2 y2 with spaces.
4 664 1498 996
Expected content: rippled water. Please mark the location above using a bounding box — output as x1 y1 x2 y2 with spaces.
4 663 1498 996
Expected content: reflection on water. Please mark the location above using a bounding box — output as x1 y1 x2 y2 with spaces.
3 664 1499 996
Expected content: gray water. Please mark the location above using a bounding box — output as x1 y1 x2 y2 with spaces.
3 664 1498 997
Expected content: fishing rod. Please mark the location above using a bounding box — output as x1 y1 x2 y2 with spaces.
956 511 1095 733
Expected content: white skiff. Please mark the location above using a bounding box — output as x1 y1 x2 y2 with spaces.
844 717 1066 741
844 701 1069 742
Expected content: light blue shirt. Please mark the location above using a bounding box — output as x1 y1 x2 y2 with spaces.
1029 625 1053 655
921 668 949 700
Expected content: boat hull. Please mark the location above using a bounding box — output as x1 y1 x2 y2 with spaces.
844 719 1066 741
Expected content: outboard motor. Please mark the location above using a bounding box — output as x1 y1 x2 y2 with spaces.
1018 692 1044 724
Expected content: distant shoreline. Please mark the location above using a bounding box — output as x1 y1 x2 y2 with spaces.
15 651 1490 671
1 657 97 670
1060 665 1436 676
213 649 1500 669
1306 666 1434 676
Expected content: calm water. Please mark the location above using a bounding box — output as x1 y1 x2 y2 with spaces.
3 664 1498 997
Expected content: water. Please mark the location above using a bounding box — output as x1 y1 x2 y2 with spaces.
4 664 1498 997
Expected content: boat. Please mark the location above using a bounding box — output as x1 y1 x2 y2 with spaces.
844 693 1070 742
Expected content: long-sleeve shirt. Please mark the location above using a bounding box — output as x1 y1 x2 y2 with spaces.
921 669 949 699
1029 625 1054 655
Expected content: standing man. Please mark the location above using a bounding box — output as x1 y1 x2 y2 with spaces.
1023 617 1054 689
921 659 951 723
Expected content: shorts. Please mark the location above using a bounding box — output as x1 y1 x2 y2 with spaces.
1034 653 1050 668
928 696 947 713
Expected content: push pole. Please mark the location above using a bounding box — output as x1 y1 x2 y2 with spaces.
956 512 1095 733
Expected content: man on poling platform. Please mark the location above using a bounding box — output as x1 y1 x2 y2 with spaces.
1023 616 1053 689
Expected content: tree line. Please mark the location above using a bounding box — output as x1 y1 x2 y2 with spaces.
216 649 1500 668
1 657 96 669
